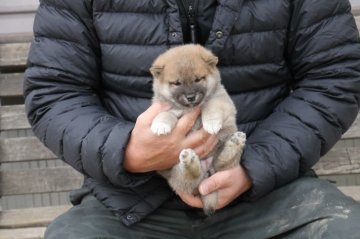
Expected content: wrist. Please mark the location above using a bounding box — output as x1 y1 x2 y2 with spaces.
124 144 147 173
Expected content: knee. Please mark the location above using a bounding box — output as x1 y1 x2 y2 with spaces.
289 177 356 209
291 177 335 197
44 219 66 239
321 201 360 239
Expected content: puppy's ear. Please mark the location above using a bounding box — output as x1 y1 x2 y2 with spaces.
200 48 218 67
150 65 164 78
205 55 218 67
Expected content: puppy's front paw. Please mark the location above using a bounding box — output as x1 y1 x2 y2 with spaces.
151 121 172 135
203 119 222 135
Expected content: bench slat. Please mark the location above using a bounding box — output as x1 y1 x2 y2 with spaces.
0 205 71 229
0 167 83 195
1 104 360 139
0 33 33 44
0 140 358 194
0 227 46 239
343 114 360 139
0 136 359 175
314 147 360 175
0 43 30 69
0 137 57 162
1 114 360 176
338 186 360 202
356 15 360 26
0 73 24 97
0 105 30 131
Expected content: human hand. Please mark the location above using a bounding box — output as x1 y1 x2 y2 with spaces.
124 102 218 173
178 165 252 209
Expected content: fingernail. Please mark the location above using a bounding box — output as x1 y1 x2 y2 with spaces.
199 185 208 195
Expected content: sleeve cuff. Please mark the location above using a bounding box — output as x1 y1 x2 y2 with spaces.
102 122 154 188
240 145 276 201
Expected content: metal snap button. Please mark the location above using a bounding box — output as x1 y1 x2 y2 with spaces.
126 214 134 220
215 31 223 39
171 32 177 38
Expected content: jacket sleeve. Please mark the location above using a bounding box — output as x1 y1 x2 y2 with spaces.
241 0 360 200
24 0 153 188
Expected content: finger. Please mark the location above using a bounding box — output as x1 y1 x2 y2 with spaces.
173 107 201 136
199 170 229 196
137 102 170 124
178 193 203 208
193 134 218 159
181 129 211 149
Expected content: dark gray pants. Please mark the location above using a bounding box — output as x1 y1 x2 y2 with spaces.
45 177 360 239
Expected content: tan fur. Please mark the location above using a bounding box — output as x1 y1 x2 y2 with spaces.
150 44 246 215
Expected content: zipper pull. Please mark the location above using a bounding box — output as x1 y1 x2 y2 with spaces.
189 24 197 44
188 5 197 43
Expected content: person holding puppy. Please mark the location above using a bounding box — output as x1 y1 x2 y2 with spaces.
25 0 360 238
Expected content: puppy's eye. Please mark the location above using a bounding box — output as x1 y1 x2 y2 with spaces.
170 81 181 86
195 77 205 83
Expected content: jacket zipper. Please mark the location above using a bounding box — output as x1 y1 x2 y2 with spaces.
181 0 199 43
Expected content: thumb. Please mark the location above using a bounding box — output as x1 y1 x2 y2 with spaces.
199 173 222 196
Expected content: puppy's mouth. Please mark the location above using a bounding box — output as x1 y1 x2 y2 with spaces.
177 92 204 107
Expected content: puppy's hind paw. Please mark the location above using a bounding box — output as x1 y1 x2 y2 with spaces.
230 131 246 146
179 149 198 167
151 122 172 135
179 149 202 178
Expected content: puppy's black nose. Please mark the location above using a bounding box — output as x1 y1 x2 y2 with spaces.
186 94 196 103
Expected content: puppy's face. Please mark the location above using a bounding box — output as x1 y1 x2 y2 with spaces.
150 45 219 108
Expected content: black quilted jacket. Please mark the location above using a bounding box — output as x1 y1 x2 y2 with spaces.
24 0 360 226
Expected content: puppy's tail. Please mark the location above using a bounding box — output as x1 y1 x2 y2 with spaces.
202 191 218 216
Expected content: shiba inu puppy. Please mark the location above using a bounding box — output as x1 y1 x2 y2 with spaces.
150 44 246 215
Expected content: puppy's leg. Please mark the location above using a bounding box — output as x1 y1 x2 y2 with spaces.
201 100 225 135
214 131 246 170
157 169 172 181
179 149 217 215
166 149 202 195
179 149 202 178
151 111 178 135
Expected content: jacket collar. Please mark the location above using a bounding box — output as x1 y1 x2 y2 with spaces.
166 0 244 54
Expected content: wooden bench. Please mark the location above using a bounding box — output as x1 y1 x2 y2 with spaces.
0 34 83 239
1 11 360 239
